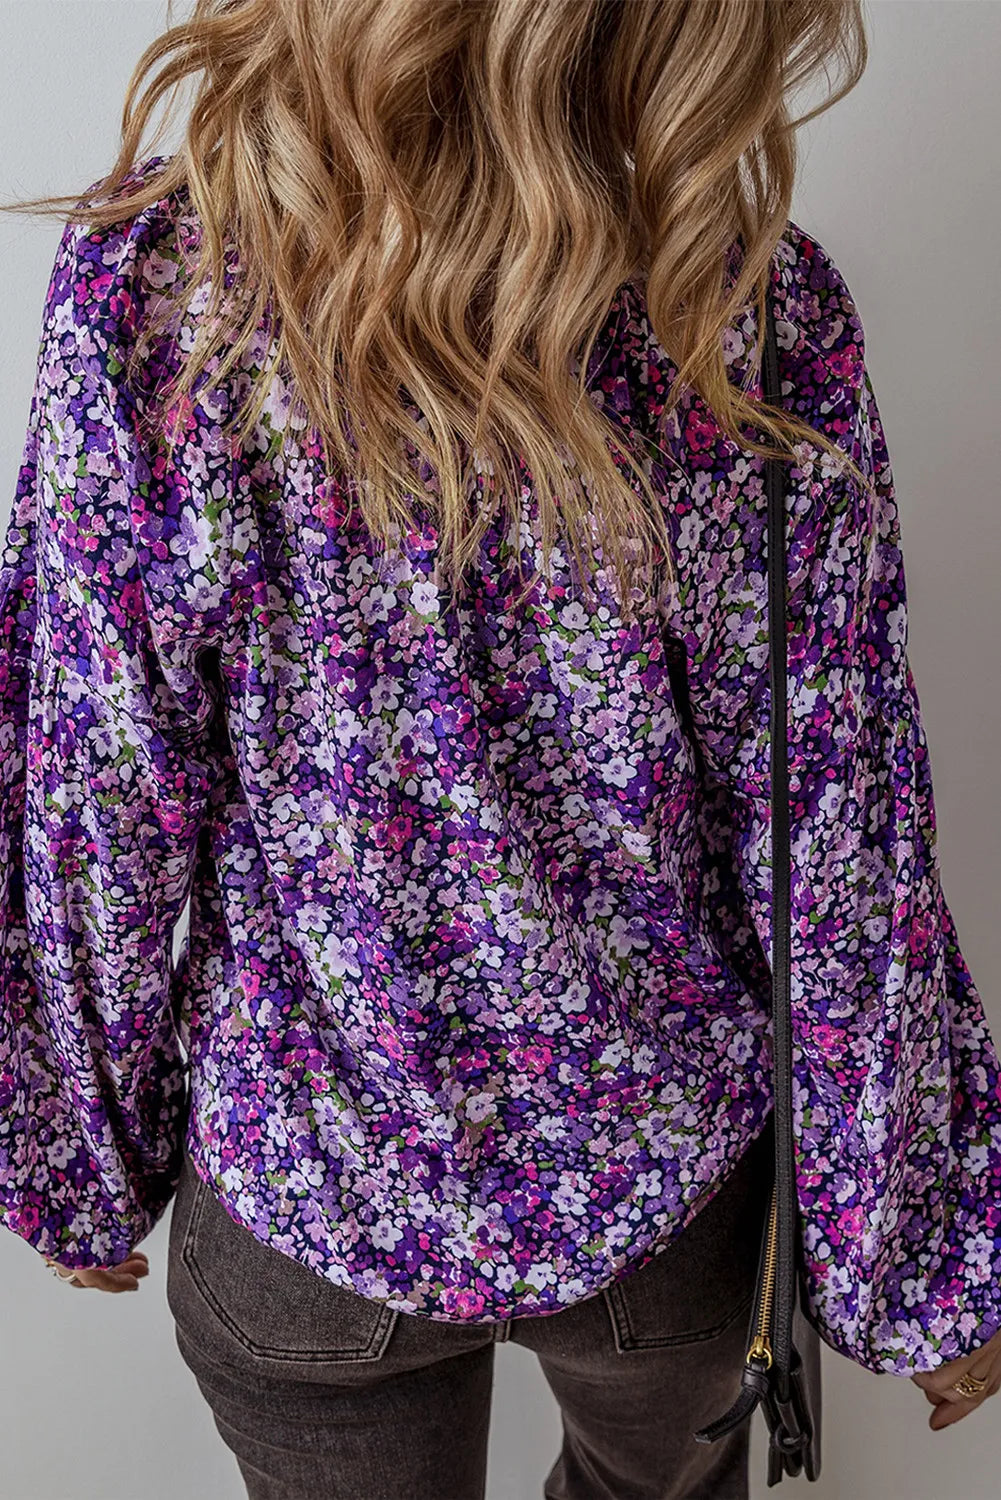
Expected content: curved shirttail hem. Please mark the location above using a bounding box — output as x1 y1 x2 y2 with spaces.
182 1099 777 1322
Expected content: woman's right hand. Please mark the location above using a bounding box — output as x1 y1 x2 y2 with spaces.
910 1325 1001 1429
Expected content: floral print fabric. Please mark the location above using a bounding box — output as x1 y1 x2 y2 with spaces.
2 153 1000 1376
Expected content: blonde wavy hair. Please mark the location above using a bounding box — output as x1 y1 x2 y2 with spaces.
3 0 871 622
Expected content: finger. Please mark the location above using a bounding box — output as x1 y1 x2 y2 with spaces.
113 1255 150 1277
55 1259 146 1289
74 1269 141 1292
97 1271 141 1292
50 1250 148 1279
82 1253 149 1282
923 1377 969 1405
930 1397 983 1431
930 1393 986 1429
918 1369 992 1405
943 1363 996 1402
911 1371 952 1396
928 1377 996 1429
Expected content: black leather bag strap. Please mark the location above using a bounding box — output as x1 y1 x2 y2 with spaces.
664 284 797 1389
762 278 798 1392
695 282 822 1484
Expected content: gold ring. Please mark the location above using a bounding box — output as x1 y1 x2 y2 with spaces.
951 1372 989 1399
42 1254 82 1286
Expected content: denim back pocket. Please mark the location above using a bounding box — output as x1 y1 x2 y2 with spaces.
169 1150 399 1367
603 1120 772 1352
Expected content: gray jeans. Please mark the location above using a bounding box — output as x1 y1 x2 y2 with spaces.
166 1115 781 1500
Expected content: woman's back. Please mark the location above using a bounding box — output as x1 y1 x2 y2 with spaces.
5 153 999 1379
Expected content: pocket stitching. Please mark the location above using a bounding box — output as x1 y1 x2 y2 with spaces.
180 1170 398 1363
603 1280 755 1353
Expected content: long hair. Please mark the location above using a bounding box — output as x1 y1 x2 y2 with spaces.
2 0 870 621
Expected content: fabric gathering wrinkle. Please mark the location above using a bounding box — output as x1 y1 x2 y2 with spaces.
1 151 1001 1378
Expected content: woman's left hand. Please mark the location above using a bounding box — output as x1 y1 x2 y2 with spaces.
911 1325 1001 1430
43 1250 149 1292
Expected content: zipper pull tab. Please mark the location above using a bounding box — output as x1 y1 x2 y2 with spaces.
748 1332 773 1368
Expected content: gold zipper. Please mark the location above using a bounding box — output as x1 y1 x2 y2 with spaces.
747 1183 778 1369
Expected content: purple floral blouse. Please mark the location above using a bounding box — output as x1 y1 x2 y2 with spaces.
2 153 1000 1377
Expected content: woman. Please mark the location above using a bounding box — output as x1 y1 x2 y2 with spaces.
3 2 1000 1497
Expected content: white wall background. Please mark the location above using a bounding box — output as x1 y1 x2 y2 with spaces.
1 3 999 1497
